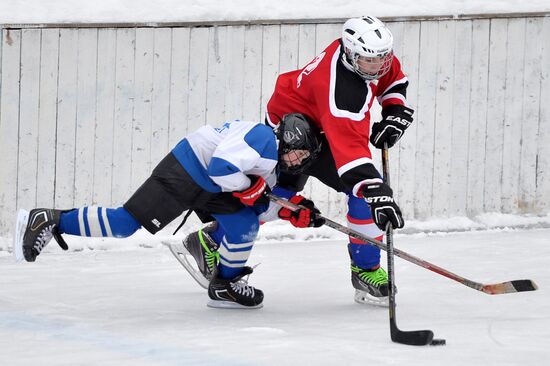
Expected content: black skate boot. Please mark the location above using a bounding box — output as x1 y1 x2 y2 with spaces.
183 222 220 281
19 208 69 262
351 264 389 306
167 223 220 289
208 266 264 309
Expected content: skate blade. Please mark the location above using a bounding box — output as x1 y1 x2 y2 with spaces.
14 209 29 262
354 289 389 307
207 299 263 310
163 241 210 289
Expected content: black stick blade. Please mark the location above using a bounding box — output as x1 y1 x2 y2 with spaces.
390 320 434 346
392 329 434 346
482 279 538 294
511 280 538 292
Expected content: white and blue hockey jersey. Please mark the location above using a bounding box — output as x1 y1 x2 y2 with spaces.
171 120 278 193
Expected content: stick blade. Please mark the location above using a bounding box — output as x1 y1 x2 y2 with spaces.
482 279 538 295
391 329 434 346
390 319 434 346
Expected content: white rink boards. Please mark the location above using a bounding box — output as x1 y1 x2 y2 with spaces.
1 16 550 235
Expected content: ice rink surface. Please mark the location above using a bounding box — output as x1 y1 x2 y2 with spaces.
1 228 548 365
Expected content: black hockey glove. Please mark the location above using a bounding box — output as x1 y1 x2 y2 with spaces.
361 181 404 230
370 104 414 149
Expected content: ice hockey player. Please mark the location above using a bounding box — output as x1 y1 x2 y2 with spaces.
15 114 324 309
182 15 413 306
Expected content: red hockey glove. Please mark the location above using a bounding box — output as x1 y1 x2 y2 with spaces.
278 195 325 228
232 175 271 207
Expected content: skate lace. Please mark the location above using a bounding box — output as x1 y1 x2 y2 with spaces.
230 279 255 297
33 225 55 253
199 231 220 272
205 251 220 272
353 266 388 287
230 264 261 297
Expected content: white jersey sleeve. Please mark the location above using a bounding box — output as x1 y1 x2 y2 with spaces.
207 122 278 192
173 120 278 193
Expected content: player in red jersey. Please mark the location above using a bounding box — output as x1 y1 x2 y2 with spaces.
182 16 414 306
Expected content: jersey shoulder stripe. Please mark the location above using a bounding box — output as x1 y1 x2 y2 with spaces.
243 124 278 161
208 157 241 177
171 139 222 192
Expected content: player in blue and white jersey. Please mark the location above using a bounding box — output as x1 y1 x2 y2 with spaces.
15 114 325 309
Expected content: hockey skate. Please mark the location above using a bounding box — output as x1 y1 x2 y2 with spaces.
166 223 219 289
351 264 390 307
207 266 264 309
14 208 68 262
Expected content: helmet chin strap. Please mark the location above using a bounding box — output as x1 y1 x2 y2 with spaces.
341 52 357 74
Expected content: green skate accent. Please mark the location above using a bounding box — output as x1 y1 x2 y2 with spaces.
199 229 219 272
351 265 388 287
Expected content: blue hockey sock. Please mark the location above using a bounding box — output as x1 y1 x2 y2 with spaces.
218 263 244 280
346 193 383 269
348 243 381 269
59 207 141 237
213 208 259 280
209 224 224 244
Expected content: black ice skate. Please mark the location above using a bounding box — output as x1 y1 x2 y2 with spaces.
351 264 390 307
207 266 264 309
167 223 220 289
15 208 69 262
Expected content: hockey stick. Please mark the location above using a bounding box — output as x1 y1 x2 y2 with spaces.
265 198 538 296
381 145 444 346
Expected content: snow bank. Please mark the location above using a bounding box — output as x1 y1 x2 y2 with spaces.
2 212 549 254
1 0 549 25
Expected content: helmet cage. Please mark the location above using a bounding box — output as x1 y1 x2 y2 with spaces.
276 114 322 174
346 49 394 81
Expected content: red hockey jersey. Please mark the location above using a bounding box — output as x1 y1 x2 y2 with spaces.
266 39 409 195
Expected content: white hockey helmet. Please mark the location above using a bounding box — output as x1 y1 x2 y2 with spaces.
341 16 394 80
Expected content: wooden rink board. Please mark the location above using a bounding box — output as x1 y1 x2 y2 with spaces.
1 16 549 234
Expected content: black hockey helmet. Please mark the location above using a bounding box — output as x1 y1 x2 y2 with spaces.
276 113 322 174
